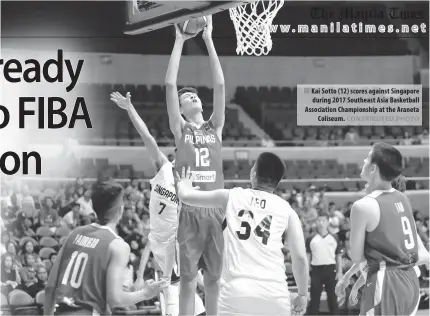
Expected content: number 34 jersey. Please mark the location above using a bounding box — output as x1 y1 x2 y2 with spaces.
54 223 122 315
174 120 224 191
222 187 292 283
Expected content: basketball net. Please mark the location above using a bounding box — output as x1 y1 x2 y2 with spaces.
229 0 285 56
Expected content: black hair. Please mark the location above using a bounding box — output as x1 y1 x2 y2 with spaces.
254 152 285 188
49 252 57 261
391 175 406 192
178 87 198 100
91 180 124 225
371 142 403 182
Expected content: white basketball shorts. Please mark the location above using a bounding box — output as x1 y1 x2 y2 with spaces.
218 277 291 316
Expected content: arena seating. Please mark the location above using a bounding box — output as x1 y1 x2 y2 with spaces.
234 86 430 143
37 155 429 192
81 84 258 146
78 84 429 147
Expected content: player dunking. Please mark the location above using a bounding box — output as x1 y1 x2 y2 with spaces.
339 142 426 315
174 153 310 316
165 16 225 316
44 181 166 316
110 92 205 316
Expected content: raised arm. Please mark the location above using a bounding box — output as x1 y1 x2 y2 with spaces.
110 92 168 172
165 26 194 143
202 16 225 135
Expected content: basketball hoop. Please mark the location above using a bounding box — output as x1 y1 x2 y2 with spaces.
229 0 284 56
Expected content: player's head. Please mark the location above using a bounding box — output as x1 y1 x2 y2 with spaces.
360 142 403 184
250 152 285 190
91 180 124 226
178 87 202 118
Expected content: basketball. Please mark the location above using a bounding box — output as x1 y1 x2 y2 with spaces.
177 17 207 36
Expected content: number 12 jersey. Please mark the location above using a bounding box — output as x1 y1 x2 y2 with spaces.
174 120 224 191
222 187 292 283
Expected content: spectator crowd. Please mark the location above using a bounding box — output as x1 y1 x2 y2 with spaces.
0 176 428 313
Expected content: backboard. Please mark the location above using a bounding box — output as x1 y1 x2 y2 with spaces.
124 1 252 35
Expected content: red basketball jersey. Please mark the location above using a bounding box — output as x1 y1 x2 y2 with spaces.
54 223 121 315
175 120 224 191
364 189 419 272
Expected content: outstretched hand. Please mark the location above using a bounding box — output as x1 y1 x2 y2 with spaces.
110 92 132 110
202 15 213 41
174 166 200 190
143 279 169 299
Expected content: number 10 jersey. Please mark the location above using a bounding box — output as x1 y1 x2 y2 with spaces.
54 223 122 315
222 187 292 284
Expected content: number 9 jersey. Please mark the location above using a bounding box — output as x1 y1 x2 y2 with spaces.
54 223 122 315
360 188 420 316
364 188 418 269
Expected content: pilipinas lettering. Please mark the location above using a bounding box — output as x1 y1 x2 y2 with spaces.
184 134 216 145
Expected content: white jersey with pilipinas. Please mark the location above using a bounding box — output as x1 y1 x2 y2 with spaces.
149 161 179 243
222 187 290 284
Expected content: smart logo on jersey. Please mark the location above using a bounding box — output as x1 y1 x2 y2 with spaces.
154 184 179 204
191 170 216 183
184 134 216 145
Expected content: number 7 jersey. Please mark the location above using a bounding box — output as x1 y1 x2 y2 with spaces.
175 120 224 191
222 187 291 283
